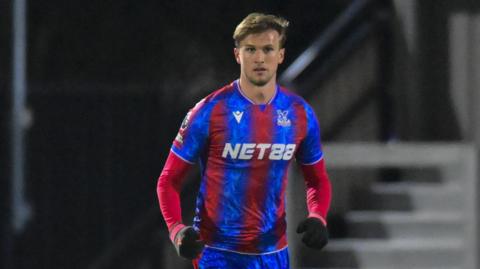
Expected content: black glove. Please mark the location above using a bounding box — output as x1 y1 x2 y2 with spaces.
296 217 329 250
172 226 205 259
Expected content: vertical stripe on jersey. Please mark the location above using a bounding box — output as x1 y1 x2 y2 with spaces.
259 103 301 250
237 105 275 253
196 100 228 244
274 172 288 249
213 97 253 250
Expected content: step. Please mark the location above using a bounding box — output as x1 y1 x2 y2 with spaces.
344 211 464 238
301 267 462 269
351 183 463 211
297 266 465 269
300 238 464 268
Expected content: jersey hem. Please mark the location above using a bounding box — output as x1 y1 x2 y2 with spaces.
204 244 288 256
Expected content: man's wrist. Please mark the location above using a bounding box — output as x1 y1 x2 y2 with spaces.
169 223 186 243
308 212 327 226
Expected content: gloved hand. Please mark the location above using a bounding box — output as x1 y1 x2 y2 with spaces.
296 217 329 250
172 226 205 259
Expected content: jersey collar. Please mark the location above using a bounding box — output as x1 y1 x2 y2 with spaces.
234 79 279 105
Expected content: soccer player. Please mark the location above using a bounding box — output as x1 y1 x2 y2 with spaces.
157 12 332 269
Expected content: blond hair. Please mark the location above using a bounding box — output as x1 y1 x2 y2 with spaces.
233 13 290 48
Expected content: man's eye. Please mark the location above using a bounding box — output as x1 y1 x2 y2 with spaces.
246 47 255 52
264 47 274 53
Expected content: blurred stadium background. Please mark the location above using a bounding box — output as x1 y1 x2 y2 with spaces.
1 0 479 268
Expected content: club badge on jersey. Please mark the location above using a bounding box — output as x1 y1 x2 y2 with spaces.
277 110 291 127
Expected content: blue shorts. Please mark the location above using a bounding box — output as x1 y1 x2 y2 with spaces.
193 246 290 269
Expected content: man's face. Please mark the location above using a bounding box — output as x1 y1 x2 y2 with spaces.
234 30 285 87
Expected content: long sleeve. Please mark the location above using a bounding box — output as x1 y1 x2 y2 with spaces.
157 150 193 241
299 158 332 225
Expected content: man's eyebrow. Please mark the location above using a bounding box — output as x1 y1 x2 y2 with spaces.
242 43 275 48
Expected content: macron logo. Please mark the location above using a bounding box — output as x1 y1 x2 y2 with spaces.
233 111 243 123
222 143 296 160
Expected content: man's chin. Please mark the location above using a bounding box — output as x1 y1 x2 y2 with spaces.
249 77 270 87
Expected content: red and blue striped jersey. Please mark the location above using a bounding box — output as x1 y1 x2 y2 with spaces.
171 80 324 253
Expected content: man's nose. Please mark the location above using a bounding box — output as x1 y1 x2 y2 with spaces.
254 51 265 63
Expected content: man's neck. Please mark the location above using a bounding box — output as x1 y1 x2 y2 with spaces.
238 77 277 105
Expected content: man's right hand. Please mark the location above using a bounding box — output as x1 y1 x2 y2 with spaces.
173 226 205 259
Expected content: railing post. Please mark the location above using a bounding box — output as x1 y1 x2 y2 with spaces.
375 0 395 142
7 1 32 269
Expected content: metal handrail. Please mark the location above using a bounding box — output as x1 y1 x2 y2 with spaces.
297 19 375 98
279 0 379 85
280 0 394 141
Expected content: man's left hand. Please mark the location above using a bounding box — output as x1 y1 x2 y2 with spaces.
296 217 329 250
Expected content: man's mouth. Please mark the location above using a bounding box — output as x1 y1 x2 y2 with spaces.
254 68 267 72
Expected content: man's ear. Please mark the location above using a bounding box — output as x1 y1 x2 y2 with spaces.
278 48 285 64
234 47 241 64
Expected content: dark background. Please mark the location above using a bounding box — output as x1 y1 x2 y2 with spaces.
1 1 348 268
4 0 479 268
